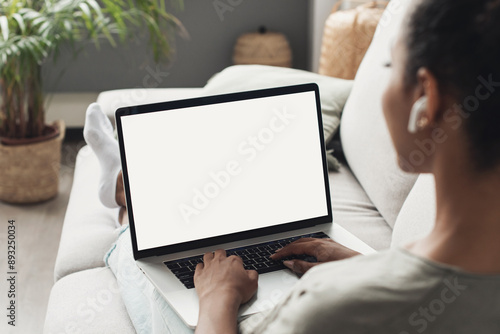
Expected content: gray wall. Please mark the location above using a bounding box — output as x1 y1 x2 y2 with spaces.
42 0 310 93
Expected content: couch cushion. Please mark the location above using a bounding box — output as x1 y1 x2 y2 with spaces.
54 146 122 281
329 165 392 251
340 0 418 229
44 267 134 334
391 174 436 248
203 65 354 145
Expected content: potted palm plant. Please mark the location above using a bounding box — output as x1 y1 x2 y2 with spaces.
0 0 184 203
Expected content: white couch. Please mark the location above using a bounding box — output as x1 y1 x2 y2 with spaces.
44 1 436 332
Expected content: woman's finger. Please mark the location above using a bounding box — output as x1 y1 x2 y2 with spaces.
284 237 317 245
283 259 319 275
203 251 215 263
247 269 258 281
194 262 204 278
229 254 244 264
270 241 318 259
273 238 318 253
213 249 226 258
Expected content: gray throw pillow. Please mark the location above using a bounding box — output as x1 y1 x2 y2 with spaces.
203 65 354 170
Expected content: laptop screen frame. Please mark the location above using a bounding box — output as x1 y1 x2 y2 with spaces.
115 83 332 260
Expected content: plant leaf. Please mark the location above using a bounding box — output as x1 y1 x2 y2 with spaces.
86 0 104 19
79 2 91 20
0 15 9 41
12 13 26 35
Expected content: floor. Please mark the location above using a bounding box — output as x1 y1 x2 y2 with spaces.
0 140 85 334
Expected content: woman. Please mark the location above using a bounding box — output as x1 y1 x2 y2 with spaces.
83 0 500 332
194 0 500 332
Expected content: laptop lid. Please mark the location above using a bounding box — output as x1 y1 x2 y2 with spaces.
115 83 332 260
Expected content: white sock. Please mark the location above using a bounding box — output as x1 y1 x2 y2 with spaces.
83 103 121 208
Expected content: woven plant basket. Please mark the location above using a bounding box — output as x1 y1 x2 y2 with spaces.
0 120 65 204
233 27 292 68
319 1 388 80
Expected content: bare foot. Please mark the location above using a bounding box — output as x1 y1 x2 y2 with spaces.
115 171 126 207
118 207 129 226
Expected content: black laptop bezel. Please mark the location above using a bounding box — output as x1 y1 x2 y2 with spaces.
115 83 333 260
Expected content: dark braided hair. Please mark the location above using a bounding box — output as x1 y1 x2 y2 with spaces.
404 0 500 171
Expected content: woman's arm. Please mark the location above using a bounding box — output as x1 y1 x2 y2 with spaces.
197 292 241 334
194 238 357 332
194 249 258 334
270 238 361 275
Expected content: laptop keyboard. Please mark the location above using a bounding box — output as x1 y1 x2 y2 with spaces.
164 231 330 289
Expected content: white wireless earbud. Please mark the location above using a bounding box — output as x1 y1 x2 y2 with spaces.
408 96 428 134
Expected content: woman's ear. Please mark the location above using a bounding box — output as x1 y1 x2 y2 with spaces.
416 67 441 124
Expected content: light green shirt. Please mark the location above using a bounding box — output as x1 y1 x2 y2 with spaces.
240 249 500 334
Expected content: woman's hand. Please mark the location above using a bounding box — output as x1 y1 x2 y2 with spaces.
194 249 258 334
195 249 258 304
270 238 361 275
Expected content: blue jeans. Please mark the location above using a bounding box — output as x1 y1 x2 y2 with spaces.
105 226 194 334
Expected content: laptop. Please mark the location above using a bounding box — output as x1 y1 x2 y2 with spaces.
115 83 374 328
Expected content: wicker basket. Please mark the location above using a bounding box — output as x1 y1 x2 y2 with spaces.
0 120 65 204
319 1 387 79
233 27 292 68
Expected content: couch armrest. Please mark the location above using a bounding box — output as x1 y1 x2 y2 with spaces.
54 146 121 281
44 268 134 333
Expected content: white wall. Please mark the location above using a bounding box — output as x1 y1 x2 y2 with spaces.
308 0 339 72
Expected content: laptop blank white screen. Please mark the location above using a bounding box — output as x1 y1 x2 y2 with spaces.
120 90 329 251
